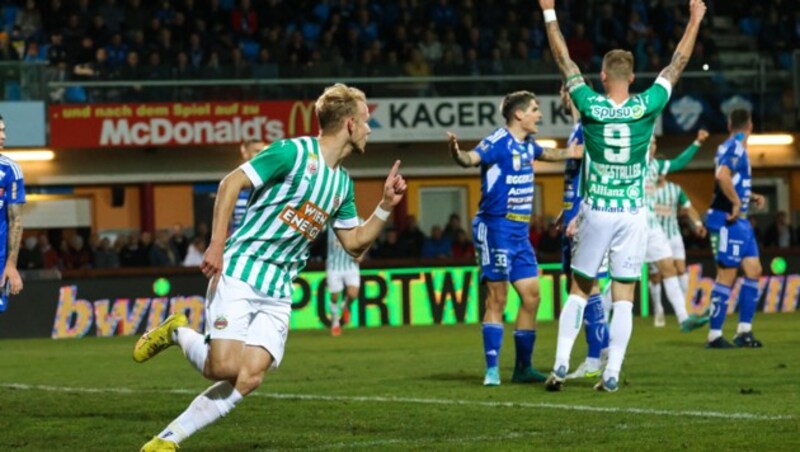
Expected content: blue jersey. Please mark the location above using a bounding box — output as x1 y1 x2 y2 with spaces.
562 121 584 225
475 128 544 227
707 133 751 230
0 155 26 262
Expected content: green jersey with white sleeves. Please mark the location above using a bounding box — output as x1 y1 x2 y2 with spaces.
645 141 701 227
224 136 359 299
569 77 672 209
654 181 691 239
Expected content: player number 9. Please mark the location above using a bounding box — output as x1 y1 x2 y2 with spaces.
603 123 631 163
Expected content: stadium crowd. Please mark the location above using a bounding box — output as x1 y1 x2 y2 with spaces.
15 209 794 270
0 0 796 96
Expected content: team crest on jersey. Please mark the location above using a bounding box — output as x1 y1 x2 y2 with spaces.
512 153 521 171
213 316 228 330
627 186 641 198
333 195 341 208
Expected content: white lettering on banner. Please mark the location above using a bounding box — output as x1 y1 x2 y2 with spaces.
99 118 284 146
368 96 662 142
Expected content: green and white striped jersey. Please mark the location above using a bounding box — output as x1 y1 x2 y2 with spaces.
224 136 359 299
569 77 671 209
654 181 691 239
326 218 362 272
645 158 669 228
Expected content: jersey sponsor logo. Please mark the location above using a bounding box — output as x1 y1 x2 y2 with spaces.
594 162 641 179
288 101 315 136
508 186 533 196
588 184 625 197
279 200 329 241
505 212 530 222
590 105 645 120
505 174 534 184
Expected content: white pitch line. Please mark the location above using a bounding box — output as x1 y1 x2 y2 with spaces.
1 383 791 421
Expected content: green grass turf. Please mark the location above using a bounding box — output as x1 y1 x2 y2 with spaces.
1 314 799 451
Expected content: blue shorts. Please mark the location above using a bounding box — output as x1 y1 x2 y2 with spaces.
473 216 538 282
708 216 759 268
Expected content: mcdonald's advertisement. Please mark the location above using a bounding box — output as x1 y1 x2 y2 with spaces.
48 96 639 148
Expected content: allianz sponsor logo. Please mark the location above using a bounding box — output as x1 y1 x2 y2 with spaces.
590 104 645 120
505 174 534 184
589 184 625 197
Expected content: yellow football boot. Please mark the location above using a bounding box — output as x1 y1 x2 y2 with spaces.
140 436 178 451
133 313 188 363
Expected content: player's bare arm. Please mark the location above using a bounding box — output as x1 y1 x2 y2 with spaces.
659 0 707 86
3 203 24 294
715 166 741 221
201 169 252 279
682 205 707 237
539 143 583 162
447 132 481 167
538 0 582 81
336 160 407 257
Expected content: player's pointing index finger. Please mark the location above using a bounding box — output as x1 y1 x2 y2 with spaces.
388 160 401 178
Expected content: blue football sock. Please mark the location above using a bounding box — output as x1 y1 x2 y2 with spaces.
584 294 606 360
738 278 759 325
709 283 732 331
482 323 503 369
513 329 536 370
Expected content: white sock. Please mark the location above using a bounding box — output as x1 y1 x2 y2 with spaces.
601 285 613 323
585 357 601 371
554 294 587 372
707 329 722 342
679 273 689 295
157 381 243 444
330 300 340 328
737 322 752 334
663 276 689 323
603 301 633 382
175 327 208 374
649 281 664 316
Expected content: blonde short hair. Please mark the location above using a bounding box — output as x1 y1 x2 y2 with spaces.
315 83 367 133
602 50 634 81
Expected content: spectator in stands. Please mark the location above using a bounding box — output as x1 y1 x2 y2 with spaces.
528 215 543 249
98 0 125 34
422 225 452 259
62 235 92 269
93 236 119 268
43 0 67 34
764 211 794 248
170 224 189 262
399 215 426 257
15 0 43 40
451 229 475 259
749 217 764 245
419 29 443 62
150 229 179 267
105 32 129 69
47 31 69 67
443 213 464 242
566 23 593 71
182 236 206 267
373 228 405 259
537 220 561 255
120 231 148 267
18 236 43 271
38 234 60 269
87 14 110 47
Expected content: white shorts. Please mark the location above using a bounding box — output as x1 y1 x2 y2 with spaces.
668 234 686 261
206 274 292 369
572 204 648 281
326 269 361 293
645 224 673 263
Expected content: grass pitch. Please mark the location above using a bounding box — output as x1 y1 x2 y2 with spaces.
1 314 799 451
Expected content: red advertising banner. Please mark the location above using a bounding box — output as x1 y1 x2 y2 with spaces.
49 101 320 148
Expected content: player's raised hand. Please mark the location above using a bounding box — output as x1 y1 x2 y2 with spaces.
688 0 707 24
751 193 766 210
538 0 555 10
447 131 461 156
697 128 709 143
382 160 406 208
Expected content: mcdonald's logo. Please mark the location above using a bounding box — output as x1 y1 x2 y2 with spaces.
288 101 316 137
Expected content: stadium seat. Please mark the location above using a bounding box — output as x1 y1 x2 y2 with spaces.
3 80 21 100
240 40 260 61
65 86 87 103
